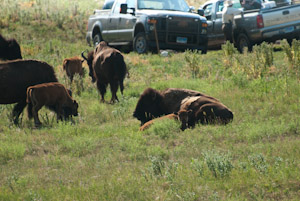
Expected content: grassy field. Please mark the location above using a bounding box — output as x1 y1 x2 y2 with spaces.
1 0 300 200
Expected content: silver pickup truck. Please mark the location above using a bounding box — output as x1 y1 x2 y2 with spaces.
86 0 208 54
200 0 300 51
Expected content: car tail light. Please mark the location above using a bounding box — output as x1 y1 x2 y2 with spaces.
257 15 264 28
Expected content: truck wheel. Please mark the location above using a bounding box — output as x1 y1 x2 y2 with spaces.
133 32 148 54
237 34 252 53
93 33 102 47
201 45 208 54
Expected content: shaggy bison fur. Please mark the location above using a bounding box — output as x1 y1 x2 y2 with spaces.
193 102 233 125
81 41 127 103
133 87 219 125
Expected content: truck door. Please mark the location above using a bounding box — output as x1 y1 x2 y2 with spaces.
213 1 226 45
116 0 136 42
105 0 123 42
203 3 216 46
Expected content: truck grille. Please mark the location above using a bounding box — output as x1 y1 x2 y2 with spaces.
167 17 199 33
154 17 200 45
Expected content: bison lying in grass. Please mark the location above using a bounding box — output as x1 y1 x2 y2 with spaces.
133 87 218 125
133 87 233 129
139 109 192 131
26 82 79 127
194 102 233 125
62 56 84 83
81 41 127 103
0 34 22 60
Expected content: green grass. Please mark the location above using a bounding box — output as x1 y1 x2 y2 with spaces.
1 0 300 200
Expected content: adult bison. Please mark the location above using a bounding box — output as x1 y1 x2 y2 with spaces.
81 41 127 103
180 96 233 127
193 102 233 125
133 87 220 125
0 34 22 60
0 60 58 124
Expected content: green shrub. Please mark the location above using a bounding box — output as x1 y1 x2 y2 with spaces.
203 150 233 178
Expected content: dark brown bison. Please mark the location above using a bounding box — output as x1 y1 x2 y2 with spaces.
0 34 22 60
62 56 84 82
0 60 72 124
139 109 191 131
81 41 127 103
193 102 233 125
133 87 219 125
181 96 233 127
26 82 79 127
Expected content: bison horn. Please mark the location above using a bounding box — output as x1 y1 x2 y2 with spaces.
81 49 89 61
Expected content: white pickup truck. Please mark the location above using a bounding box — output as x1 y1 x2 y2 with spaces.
200 0 300 51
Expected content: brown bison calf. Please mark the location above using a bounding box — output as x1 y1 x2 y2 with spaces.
139 109 191 131
26 82 79 126
193 103 233 125
62 57 84 82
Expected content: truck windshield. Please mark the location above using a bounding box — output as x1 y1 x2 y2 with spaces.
138 0 190 12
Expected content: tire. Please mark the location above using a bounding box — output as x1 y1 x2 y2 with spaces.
93 33 102 47
133 32 148 54
201 45 208 54
236 33 252 53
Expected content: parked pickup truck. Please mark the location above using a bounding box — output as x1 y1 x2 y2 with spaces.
86 0 208 54
200 0 300 51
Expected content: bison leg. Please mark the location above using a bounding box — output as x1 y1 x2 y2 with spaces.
109 81 119 103
119 80 124 95
27 102 33 119
55 104 64 122
12 101 27 125
97 81 107 103
32 103 43 127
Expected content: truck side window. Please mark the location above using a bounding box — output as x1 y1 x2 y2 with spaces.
203 4 213 20
217 1 224 12
112 0 126 14
127 0 136 8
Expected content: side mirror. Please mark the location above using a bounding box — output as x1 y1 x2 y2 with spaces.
120 3 128 14
189 6 195 12
197 8 204 16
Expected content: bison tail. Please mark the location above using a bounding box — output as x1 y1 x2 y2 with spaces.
26 88 33 104
26 88 33 119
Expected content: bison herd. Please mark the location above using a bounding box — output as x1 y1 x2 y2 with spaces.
0 34 233 129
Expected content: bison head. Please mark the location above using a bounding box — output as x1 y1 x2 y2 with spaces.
133 88 166 125
7 39 22 60
81 50 96 82
175 109 192 131
72 100 79 116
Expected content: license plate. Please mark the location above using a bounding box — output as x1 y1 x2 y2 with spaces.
176 37 187 44
283 26 294 33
